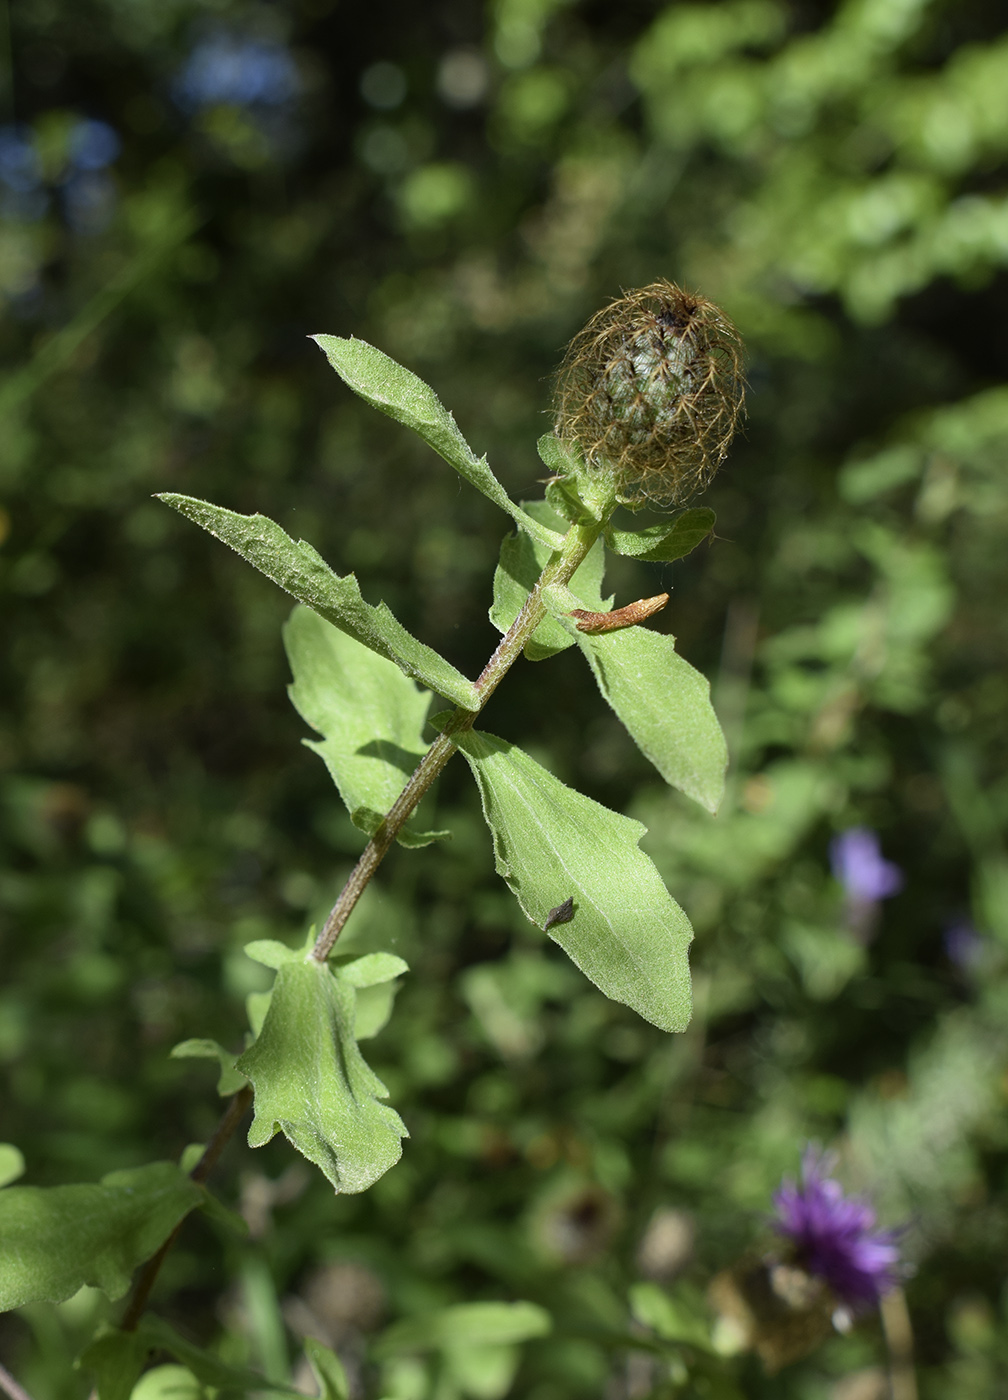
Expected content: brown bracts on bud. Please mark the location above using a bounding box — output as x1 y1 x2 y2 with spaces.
569 593 669 635
553 280 744 506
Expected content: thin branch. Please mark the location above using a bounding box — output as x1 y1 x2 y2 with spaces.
0 1363 36 1400
310 516 603 962
120 1085 253 1332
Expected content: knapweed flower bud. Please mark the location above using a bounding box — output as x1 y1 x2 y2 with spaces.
552 280 744 506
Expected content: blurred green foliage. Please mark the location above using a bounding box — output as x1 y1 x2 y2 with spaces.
3 0 1008 1396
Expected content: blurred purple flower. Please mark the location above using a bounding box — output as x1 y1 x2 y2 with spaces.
175 35 300 111
944 918 985 973
830 828 903 903
772 1148 901 1310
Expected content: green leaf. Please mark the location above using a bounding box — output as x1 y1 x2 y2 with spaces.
305 1338 350 1400
135 1316 303 1395
0 1143 25 1188
567 624 727 814
129 1365 207 1400
235 956 407 1193
0 1162 204 1308
77 1327 149 1400
452 729 694 1032
605 508 716 562
157 495 479 711
374 1301 551 1357
334 952 409 1040
312 336 563 551
489 501 610 661
170 1039 248 1096
285 606 448 847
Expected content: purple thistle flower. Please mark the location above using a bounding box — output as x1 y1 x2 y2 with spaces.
772 1148 901 1310
830 828 904 903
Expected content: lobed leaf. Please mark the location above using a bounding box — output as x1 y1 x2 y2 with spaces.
605 508 716 562
557 618 727 814
312 336 564 551
235 955 407 1193
158 494 480 710
286 605 448 846
451 728 693 1032
0 1162 204 1308
490 501 610 661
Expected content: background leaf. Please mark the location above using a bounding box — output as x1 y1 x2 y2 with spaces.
235 957 407 1193
313 336 563 551
453 729 693 1032
564 623 728 814
304 1338 350 1400
489 502 610 661
0 1143 25 1188
375 1300 552 1356
285 605 447 846
0 1162 204 1308
158 495 479 710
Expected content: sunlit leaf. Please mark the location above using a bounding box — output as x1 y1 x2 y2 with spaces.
490 501 610 661
312 336 564 551
235 954 407 1193
0 1162 204 1308
285 605 448 847
566 622 727 813
158 495 479 710
129 1364 207 1400
452 728 693 1031
605 508 716 562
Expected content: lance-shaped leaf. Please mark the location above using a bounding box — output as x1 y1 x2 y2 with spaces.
490 501 610 661
542 600 727 814
0 1162 205 1308
158 494 479 711
451 728 693 1032
312 336 564 551
285 605 447 847
235 945 407 1193
605 508 716 562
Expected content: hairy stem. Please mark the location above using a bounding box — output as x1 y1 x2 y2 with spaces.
310 517 602 961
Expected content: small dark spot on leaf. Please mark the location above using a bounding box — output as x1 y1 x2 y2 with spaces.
544 896 575 931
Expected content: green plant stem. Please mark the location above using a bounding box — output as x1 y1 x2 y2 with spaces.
119 1085 254 1333
310 517 603 962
